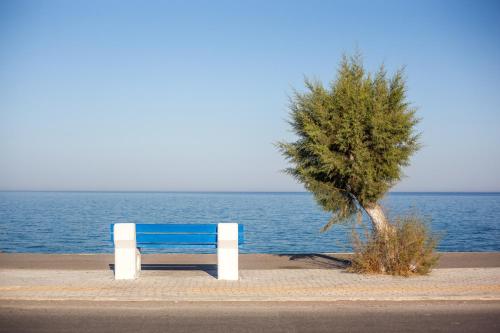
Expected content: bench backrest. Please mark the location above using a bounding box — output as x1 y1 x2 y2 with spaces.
111 224 244 249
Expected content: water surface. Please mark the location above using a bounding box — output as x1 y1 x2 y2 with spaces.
0 192 499 253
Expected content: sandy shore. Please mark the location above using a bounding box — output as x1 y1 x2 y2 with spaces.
1 252 499 270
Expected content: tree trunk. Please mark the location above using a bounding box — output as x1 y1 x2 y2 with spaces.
364 203 391 235
364 203 394 273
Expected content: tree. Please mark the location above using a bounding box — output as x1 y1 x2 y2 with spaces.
278 54 420 236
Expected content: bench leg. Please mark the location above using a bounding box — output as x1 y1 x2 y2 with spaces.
113 223 137 280
136 248 141 275
217 223 239 280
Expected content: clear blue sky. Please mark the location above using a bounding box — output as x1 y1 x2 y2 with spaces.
1 0 499 192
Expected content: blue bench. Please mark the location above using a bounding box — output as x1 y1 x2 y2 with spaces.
111 223 244 280
111 223 244 250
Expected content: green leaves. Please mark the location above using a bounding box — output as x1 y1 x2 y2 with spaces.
278 53 420 229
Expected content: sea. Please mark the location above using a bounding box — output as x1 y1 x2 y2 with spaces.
0 191 499 254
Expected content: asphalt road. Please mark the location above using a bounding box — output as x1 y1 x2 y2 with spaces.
1 300 499 333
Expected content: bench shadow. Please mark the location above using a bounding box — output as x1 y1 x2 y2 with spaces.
109 263 218 279
277 253 351 269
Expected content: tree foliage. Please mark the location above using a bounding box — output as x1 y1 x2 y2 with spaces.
278 54 420 231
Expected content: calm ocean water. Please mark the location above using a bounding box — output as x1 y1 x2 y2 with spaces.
0 192 499 253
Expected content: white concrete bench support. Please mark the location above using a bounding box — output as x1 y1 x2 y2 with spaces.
112 222 240 281
113 223 139 280
217 223 239 280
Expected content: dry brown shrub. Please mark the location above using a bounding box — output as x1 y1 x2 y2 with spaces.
348 215 439 276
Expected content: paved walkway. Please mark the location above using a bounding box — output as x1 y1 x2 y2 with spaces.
1 267 499 302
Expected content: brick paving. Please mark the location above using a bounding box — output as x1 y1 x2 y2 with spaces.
1 268 499 302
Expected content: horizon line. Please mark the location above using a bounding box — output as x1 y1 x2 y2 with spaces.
1 190 499 194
